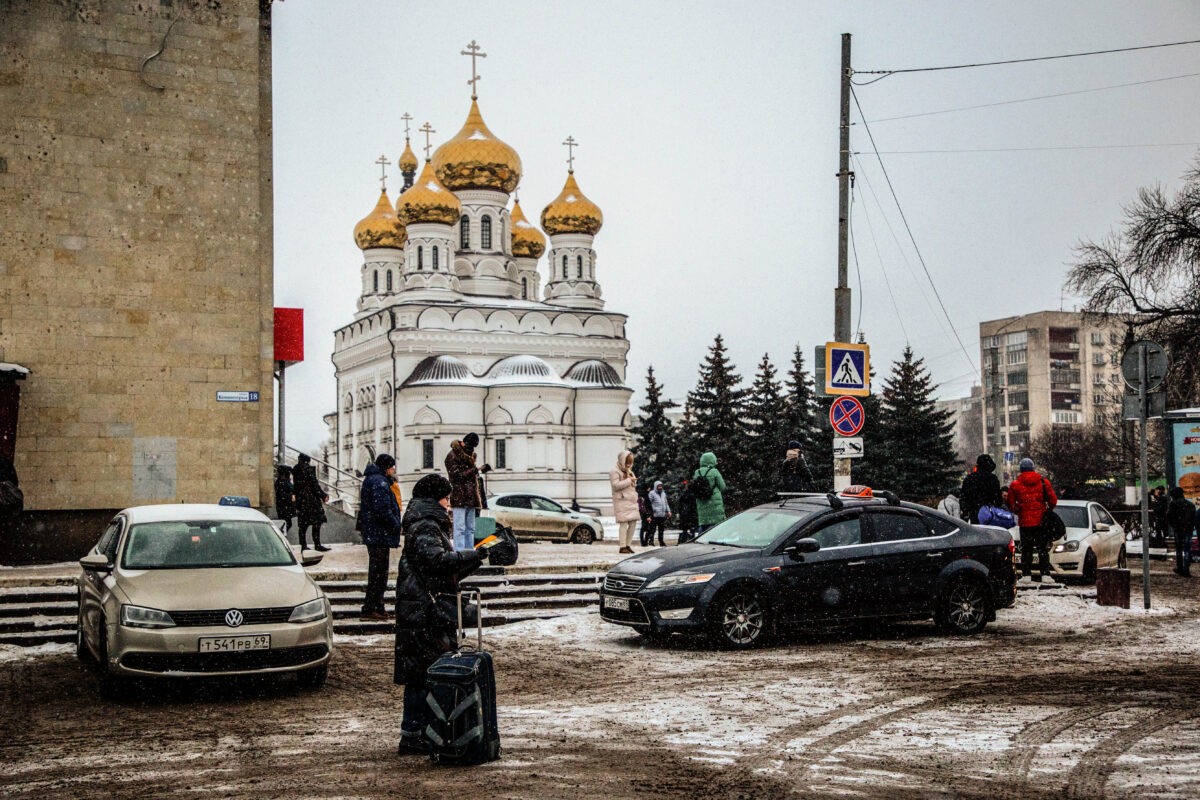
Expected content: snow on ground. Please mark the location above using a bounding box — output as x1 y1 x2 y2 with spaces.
0 641 73 663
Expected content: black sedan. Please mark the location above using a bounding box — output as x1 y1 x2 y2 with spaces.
599 489 1017 648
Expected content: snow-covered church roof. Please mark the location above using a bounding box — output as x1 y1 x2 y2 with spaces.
565 359 623 388
403 355 478 386
485 355 563 385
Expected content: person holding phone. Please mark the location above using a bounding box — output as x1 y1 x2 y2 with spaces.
393 473 488 755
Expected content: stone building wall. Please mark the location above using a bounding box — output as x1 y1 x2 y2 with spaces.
0 0 274 514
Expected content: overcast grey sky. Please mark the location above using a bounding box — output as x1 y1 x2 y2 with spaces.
271 0 1200 452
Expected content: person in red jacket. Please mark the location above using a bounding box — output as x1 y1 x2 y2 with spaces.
1008 457 1058 582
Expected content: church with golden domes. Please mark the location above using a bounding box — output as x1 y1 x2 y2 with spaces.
329 45 632 514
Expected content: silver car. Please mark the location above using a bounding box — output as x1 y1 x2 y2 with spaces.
484 493 605 543
76 504 333 694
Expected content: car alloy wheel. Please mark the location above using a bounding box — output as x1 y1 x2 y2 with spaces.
1117 546 1128 569
715 589 767 648
1083 549 1098 583
940 578 988 635
570 525 595 545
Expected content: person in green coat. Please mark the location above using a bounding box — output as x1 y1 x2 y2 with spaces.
693 451 728 533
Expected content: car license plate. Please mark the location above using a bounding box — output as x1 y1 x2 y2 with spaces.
198 635 270 653
603 596 630 611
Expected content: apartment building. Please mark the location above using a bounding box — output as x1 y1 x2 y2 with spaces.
980 311 1134 471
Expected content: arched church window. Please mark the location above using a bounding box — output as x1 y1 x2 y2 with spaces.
562 255 568 279
576 256 583 279
432 245 439 270
417 246 423 271
481 216 492 250
373 270 378 293
386 270 392 292
460 215 469 249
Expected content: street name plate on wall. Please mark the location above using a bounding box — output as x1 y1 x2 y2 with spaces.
216 391 260 403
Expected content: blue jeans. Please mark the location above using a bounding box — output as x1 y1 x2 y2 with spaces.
401 678 432 740
452 507 476 551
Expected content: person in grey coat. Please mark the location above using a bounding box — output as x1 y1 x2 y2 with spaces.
646 480 672 547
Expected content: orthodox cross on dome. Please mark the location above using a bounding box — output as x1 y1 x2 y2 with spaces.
375 154 390 191
401 112 413 141
461 40 487 99
562 136 578 173
419 122 436 160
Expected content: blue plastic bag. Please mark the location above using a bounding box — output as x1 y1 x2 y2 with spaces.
978 504 1016 528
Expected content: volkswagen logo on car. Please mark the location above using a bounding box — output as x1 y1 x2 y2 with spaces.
224 609 244 628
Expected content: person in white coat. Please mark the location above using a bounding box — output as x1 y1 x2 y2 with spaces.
609 450 639 554
937 486 962 520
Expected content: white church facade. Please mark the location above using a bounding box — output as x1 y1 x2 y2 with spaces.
329 53 632 513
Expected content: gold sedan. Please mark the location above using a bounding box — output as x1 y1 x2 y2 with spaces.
76 504 332 696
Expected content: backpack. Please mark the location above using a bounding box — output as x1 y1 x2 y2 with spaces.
1041 480 1065 540
692 469 714 501
978 504 1016 528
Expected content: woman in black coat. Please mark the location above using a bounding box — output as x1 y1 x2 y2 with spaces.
273 465 296 535
292 453 329 551
393 473 485 755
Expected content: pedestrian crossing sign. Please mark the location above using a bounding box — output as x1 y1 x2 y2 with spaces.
825 341 870 396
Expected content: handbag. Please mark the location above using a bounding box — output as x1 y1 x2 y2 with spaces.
485 524 519 567
978 504 1016 528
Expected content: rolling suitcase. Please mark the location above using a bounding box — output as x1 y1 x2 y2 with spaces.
424 589 501 765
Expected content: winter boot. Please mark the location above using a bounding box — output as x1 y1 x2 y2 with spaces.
313 527 330 552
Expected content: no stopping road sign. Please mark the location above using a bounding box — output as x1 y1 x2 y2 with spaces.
829 396 865 437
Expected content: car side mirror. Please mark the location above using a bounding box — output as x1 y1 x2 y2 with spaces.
785 538 821 560
79 553 112 572
300 551 324 567
1093 522 1110 532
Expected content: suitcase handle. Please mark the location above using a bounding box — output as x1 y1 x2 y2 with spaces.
457 588 482 651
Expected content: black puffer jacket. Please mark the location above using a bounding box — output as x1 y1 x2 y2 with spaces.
392 497 485 685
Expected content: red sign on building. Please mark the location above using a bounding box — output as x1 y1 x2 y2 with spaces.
273 308 304 365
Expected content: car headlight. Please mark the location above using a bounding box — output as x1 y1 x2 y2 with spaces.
1053 540 1081 553
120 605 175 629
289 597 328 623
646 572 716 590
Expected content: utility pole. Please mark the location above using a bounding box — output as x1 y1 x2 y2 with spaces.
832 33 853 490
835 33 852 343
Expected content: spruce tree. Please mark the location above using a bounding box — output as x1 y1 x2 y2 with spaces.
876 346 958 501
684 334 748 509
743 353 789 505
782 345 821 483
629 366 678 488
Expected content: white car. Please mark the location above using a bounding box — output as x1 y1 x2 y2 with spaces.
483 492 605 543
1011 499 1127 581
77 504 333 695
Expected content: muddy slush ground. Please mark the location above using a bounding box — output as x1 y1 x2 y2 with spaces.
2 561 1199 800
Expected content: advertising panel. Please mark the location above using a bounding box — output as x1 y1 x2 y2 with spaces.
1167 412 1200 500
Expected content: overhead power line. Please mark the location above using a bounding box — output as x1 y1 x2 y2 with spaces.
865 72 1200 122
852 38 1200 84
858 142 1200 155
851 86 978 373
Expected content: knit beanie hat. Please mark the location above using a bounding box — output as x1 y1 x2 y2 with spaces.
787 440 802 450
463 432 480 448
374 453 396 471
412 473 453 500
1019 457 1035 472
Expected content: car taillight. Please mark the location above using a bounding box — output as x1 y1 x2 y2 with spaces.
1007 538 1015 555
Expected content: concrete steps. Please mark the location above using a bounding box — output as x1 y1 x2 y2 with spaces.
0 571 603 648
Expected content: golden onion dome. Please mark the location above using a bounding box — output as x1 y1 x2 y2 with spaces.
509 199 546 259
432 100 522 193
353 189 406 250
396 160 462 226
540 171 603 236
398 139 419 173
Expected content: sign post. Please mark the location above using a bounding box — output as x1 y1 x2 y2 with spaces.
1121 340 1168 611
825 343 869 490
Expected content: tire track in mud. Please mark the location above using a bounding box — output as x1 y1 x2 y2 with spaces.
729 680 990 779
999 704 1126 784
1064 706 1194 800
